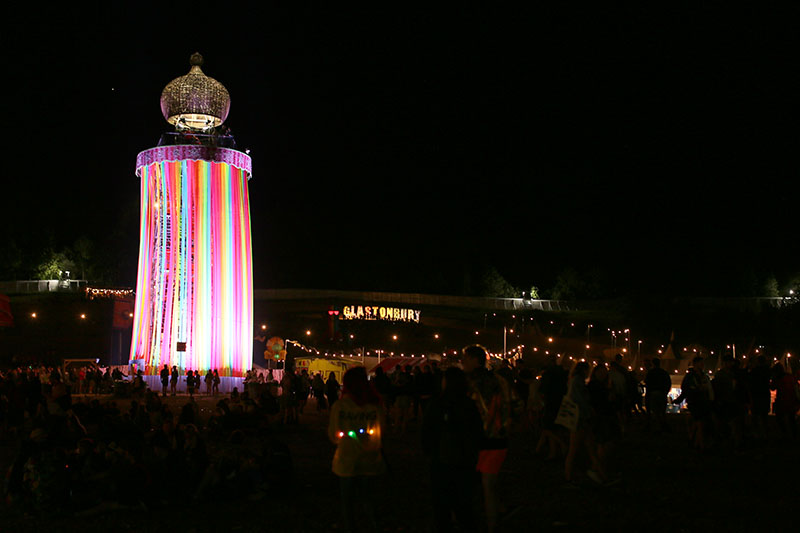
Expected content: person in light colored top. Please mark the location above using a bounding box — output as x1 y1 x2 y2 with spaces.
328 367 386 532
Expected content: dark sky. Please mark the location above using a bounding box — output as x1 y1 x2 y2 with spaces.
4 5 799 296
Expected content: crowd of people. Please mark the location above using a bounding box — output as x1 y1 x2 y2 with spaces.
0 365 296 518
1 349 798 531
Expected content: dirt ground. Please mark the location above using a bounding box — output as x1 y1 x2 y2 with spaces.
2 393 799 532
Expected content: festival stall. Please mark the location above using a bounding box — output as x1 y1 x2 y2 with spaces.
295 357 360 384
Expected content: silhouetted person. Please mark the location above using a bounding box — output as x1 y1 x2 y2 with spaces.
160 365 170 397
205 369 213 395
536 355 568 459
326 372 340 409
422 366 482 532
170 366 179 396
372 367 393 406
673 357 713 450
749 356 772 440
587 363 619 484
645 358 671 432
462 345 515 533
312 373 326 411
713 355 739 447
564 361 600 485
770 363 799 440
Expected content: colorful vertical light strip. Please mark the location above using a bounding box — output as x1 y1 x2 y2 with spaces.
131 146 253 377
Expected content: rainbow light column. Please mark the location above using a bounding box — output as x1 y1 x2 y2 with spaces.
130 145 253 377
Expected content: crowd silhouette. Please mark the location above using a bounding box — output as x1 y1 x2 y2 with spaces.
0 349 798 531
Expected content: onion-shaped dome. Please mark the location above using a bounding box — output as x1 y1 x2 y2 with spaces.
160 53 230 130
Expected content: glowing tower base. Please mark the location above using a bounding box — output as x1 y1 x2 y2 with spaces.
130 145 253 377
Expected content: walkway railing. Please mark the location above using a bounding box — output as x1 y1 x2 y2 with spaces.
254 288 572 312
0 280 88 294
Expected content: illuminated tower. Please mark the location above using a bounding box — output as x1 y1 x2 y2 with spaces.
130 53 253 378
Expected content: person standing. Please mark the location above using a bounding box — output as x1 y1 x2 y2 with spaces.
712 355 738 446
422 366 483 532
749 356 772 440
587 364 618 484
328 367 386 533
372 367 393 407
280 371 297 424
297 370 311 414
186 370 195 397
461 345 514 533
312 372 326 411
644 358 671 433
417 364 436 418
608 354 630 433
536 355 568 460
160 365 170 397
326 372 341 409
170 366 179 396
213 369 220 396
673 357 714 450
564 361 600 486
393 366 413 434
205 369 213 396
770 363 799 440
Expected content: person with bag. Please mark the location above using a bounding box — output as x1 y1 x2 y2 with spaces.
563 361 601 486
462 345 516 533
328 367 386 532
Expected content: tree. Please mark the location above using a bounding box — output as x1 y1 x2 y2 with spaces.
479 266 519 298
34 250 75 280
0 238 23 280
551 267 583 300
71 236 94 280
763 275 779 297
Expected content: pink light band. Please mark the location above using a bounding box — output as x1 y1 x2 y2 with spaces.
130 147 253 377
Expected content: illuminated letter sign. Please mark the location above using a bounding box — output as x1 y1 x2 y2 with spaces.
340 305 420 323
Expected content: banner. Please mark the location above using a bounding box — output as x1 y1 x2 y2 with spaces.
112 299 134 329
0 294 13 327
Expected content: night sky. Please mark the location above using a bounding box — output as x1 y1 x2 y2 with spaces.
5 5 799 296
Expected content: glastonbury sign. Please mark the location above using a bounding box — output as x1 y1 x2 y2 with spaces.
341 305 421 323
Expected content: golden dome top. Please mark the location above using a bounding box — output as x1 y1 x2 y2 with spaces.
160 53 230 131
